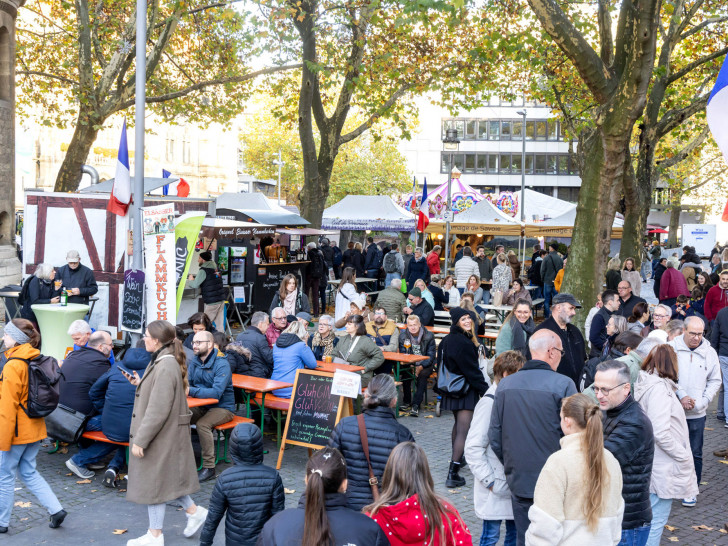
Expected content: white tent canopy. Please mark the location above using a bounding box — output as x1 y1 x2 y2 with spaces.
517 189 576 222
322 195 416 231
451 198 523 226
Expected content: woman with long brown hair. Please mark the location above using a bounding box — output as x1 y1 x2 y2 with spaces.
259 447 387 545
526 393 624 545
268 273 310 318
366 442 472 546
124 320 207 545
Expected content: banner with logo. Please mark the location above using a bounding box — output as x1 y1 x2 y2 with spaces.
174 212 206 313
142 203 176 324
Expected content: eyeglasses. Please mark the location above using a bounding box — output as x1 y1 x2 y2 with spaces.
273 316 287 321
549 347 565 356
192 340 211 346
686 331 703 338
374 311 385 315
593 382 627 396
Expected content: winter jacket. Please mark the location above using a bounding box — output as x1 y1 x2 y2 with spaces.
398 327 436 369
200 424 285 546
652 262 666 299
259 492 389 545
224 343 252 375
682 265 699 292
602 395 654 530
491 264 512 294
270 334 318 398
634 371 698 500
59 346 111 415
616 294 646 319
528 257 543 287
526 433 624 546
236 326 274 378
89 348 150 442
306 248 327 280
465 384 513 521
553 269 564 292
489 360 577 499
407 299 434 327
329 406 415 510
508 254 521 280
0 344 46 450
504 287 532 306
268 290 310 317
710 306 728 356
605 269 621 291
476 255 494 282
351 249 365 277
425 251 440 275
583 351 643 402
540 251 563 285
454 256 480 289
368 493 473 546
436 325 489 399
428 283 450 311
376 286 406 323
335 281 358 324
621 270 642 297
704 284 728 321
589 307 613 355
307 334 339 361
187 349 235 411
335 334 385 387
669 336 721 419
383 250 405 276
56 263 98 304
20 276 61 322
343 248 356 270
265 322 286 349
364 242 382 272
659 268 690 301
320 242 335 268
534 317 587 387
406 256 429 288
495 319 533 358
366 320 400 352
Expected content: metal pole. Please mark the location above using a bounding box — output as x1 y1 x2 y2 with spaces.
444 157 453 273
277 149 282 205
518 110 527 275
131 0 146 340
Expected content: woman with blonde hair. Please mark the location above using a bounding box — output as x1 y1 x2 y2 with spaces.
366 442 472 545
526 393 624 545
491 253 511 298
605 257 622 290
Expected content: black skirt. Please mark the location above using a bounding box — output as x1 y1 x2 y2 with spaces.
441 388 480 411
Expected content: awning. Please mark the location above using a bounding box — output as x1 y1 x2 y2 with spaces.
201 218 275 240
79 177 177 194
278 228 337 236
216 207 309 227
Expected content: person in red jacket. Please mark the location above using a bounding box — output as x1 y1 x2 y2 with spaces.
427 246 442 276
705 270 728 322
659 260 690 306
365 442 472 546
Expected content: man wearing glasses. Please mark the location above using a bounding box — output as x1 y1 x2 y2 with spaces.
188 330 235 482
594 359 654 545
489 329 577 544
616 280 646 319
266 307 289 348
668 316 721 507
640 304 671 337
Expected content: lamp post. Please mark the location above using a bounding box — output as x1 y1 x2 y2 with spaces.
516 109 527 274
442 128 460 273
272 150 284 205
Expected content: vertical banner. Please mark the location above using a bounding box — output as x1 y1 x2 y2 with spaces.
174 212 207 313
142 203 176 324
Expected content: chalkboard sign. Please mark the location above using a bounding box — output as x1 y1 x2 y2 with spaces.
121 269 145 333
253 263 306 312
276 369 352 469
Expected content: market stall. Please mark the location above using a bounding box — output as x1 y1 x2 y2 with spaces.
321 195 416 232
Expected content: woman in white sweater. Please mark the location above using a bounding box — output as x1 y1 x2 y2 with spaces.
526 394 624 546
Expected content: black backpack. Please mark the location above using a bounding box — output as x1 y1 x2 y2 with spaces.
332 245 343 267
16 355 63 418
17 276 34 306
383 252 399 273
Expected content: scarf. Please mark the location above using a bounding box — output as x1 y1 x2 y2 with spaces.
283 289 297 316
510 316 535 355
311 332 336 358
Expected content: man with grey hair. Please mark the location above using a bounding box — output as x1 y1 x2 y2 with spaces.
265 307 289 348
375 277 406 323
594 359 654 542
669 316 720 506
67 319 115 364
490 329 577 543
235 311 273 378
57 249 98 305
397 314 435 417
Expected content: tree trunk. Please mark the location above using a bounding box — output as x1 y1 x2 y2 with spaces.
54 113 101 192
620 149 652 266
561 127 623 329
667 196 682 247
299 158 334 229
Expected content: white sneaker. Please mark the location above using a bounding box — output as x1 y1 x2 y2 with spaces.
183 506 208 538
65 458 94 480
682 497 697 507
127 531 164 546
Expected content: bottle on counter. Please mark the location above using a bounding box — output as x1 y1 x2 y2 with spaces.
60 287 68 306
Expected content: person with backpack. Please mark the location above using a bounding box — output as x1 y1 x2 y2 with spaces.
383 242 405 287
305 242 327 316
186 251 226 332
19 263 62 326
363 237 383 280
0 319 67 533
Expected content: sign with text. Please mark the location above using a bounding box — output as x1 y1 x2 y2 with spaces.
276 369 353 470
331 369 362 398
142 203 176 324
121 269 145 333
682 223 716 257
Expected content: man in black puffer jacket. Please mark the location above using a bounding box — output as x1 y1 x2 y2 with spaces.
329 374 414 510
199 423 284 546
594 359 654 543
235 311 274 378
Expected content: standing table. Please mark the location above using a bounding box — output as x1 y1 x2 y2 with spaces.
381 351 430 382
31 303 89 361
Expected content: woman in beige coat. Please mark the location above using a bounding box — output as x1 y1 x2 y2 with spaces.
634 344 698 546
124 320 206 546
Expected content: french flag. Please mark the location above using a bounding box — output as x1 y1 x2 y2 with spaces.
707 55 728 220
417 177 429 233
107 119 131 216
161 168 191 198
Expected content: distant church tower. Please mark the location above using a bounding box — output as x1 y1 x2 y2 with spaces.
0 0 24 289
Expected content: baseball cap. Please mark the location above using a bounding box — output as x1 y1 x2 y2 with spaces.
551 293 582 308
296 311 312 323
66 250 80 262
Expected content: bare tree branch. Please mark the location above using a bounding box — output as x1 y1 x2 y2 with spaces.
679 16 728 42
683 166 728 193
667 46 728 85
658 124 710 170
15 70 80 87
655 93 709 139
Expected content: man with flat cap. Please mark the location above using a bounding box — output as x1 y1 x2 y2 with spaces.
533 293 588 386
57 250 98 305
188 251 226 331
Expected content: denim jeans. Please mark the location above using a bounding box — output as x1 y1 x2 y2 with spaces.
686 416 706 484
617 524 651 546
480 519 516 546
481 290 491 305
532 286 543 299
384 272 401 288
543 283 557 317
646 494 672 546
719 356 728 419
718 383 725 420
71 415 126 471
0 442 63 527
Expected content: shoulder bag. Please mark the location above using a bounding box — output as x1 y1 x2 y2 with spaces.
357 414 379 500
44 404 89 444
436 344 470 398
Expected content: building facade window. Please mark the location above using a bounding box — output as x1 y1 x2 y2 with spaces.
440 152 580 176
182 138 191 164
442 118 568 142
557 187 581 202
165 138 175 161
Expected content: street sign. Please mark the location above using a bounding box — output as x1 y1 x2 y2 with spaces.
443 211 454 222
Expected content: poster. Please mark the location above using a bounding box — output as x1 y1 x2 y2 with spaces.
143 203 176 324
233 286 246 303
174 212 206 313
331 370 362 398
682 224 716 257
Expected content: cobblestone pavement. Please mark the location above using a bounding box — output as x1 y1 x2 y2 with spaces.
5 394 728 545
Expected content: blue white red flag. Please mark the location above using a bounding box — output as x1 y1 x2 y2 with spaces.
417 177 430 233
707 55 728 220
107 119 131 216
162 168 171 196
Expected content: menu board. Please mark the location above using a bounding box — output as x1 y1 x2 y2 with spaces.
276 369 352 469
121 269 145 333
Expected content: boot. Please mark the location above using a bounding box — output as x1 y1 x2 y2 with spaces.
445 461 465 488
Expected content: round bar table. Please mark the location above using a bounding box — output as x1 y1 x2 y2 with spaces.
31 303 90 361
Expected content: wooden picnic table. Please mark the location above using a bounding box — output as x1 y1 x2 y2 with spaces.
187 397 219 408
231 374 293 440
381 351 430 382
316 361 365 373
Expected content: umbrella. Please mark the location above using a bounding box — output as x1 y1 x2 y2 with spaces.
647 228 669 234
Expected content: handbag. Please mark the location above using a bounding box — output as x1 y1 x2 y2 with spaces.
44 404 90 444
357 414 379 501
491 289 504 306
436 348 470 398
